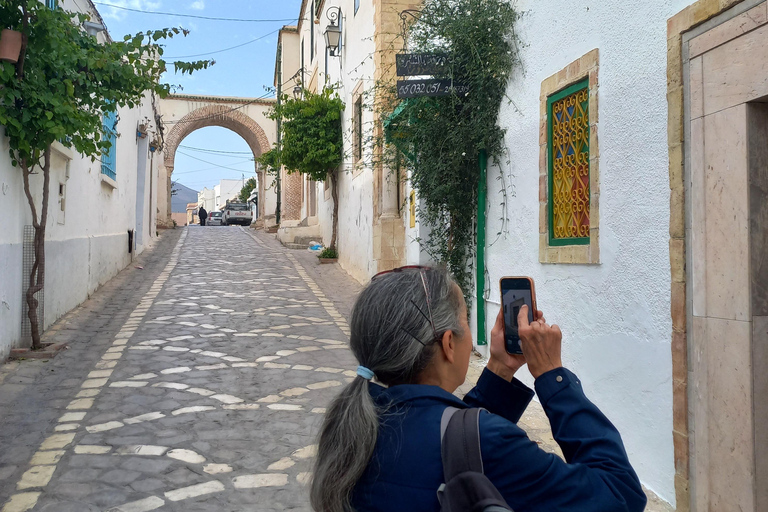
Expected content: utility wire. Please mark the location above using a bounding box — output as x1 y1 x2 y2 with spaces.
178 144 253 156
93 2 297 23
165 30 279 59
173 157 256 175
176 150 255 172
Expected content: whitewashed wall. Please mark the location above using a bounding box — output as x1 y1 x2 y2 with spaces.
312 0 378 283
462 0 699 505
0 0 161 360
0 98 160 359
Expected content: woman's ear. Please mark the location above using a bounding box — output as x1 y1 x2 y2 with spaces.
439 330 455 364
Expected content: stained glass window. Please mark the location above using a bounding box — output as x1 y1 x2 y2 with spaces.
547 79 590 245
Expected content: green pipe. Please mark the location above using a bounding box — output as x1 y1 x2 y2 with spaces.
476 149 487 345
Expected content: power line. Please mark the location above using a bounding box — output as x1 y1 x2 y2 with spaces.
176 150 255 172
172 157 256 175
165 30 279 59
93 2 297 23
179 144 253 156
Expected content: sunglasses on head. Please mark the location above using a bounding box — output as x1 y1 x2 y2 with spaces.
373 265 439 347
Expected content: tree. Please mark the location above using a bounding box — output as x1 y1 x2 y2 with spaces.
0 1 212 349
259 88 344 251
238 177 257 203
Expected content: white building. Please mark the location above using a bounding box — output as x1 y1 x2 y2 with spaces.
197 187 215 213
280 0 768 510
214 179 245 210
0 0 161 359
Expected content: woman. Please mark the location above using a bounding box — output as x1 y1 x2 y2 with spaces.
311 267 647 512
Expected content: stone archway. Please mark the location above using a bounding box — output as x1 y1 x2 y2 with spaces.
156 95 277 227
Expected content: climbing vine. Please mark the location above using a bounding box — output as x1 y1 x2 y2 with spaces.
378 0 521 294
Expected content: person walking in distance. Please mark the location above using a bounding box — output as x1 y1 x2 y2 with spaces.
198 205 208 226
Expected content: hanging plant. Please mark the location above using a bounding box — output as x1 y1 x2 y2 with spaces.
377 0 521 295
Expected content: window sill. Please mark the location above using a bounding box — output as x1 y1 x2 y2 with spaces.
101 173 118 189
51 140 74 160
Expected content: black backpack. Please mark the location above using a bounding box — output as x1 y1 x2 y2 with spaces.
437 407 513 512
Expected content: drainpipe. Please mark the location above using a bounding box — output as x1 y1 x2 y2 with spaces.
476 149 487 346
275 42 282 225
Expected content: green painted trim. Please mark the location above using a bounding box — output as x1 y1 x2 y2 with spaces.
547 78 590 247
476 149 487 345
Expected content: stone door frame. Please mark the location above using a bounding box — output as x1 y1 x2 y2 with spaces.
669 0 768 509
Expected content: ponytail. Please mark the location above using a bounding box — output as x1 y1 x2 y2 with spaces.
310 377 378 512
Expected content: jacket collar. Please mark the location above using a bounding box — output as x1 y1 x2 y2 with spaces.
369 381 468 409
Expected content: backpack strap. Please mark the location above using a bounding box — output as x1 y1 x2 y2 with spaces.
440 407 484 481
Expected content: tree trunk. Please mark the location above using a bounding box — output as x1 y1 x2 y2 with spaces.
329 169 339 252
21 146 51 350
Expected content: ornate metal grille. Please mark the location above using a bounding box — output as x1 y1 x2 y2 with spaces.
548 79 590 245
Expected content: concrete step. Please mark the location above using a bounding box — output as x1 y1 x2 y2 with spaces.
283 242 310 250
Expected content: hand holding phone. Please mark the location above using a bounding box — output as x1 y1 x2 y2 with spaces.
516 304 563 378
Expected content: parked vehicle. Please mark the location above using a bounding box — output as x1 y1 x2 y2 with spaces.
223 202 253 226
207 211 224 226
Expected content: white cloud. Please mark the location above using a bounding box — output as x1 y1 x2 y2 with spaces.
99 0 163 21
189 1 205 10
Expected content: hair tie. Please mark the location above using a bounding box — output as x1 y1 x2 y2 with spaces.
356 366 375 380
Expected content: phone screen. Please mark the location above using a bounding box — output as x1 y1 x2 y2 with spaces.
501 278 535 355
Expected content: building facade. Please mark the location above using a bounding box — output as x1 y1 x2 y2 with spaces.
0 0 161 359
276 0 768 510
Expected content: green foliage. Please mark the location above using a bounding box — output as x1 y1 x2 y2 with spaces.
238 177 257 203
379 0 520 294
0 0 213 166
256 147 281 178
318 247 338 259
267 88 344 181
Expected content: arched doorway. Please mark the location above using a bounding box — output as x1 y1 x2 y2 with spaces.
156 95 277 227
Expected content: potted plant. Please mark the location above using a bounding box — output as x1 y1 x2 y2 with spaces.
318 247 338 264
0 29 22 64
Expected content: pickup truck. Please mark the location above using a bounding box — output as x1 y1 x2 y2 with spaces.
222 202 253 226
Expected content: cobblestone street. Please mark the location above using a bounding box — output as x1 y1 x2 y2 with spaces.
0 227 362 511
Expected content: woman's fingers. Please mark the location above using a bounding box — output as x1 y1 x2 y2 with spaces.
517 305 531 329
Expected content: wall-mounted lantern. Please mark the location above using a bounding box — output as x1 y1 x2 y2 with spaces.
83 21 106 37
292 85 302 99
324 6 342 57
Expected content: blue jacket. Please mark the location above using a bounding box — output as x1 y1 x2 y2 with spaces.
352 367 647 512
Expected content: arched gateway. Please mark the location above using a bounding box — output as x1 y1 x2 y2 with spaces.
156 94 277 227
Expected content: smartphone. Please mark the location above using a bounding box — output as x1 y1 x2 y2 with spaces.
500 277 537 355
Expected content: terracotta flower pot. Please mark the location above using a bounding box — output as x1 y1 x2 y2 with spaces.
0 29 22 64
319 258 338 264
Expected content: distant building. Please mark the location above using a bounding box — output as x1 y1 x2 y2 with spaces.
186 202 198 226
197 187 215 213
214 179 246 210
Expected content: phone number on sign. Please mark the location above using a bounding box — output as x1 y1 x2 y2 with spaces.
396 80 470 98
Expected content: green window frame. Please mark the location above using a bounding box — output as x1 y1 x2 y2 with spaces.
547 78 590 247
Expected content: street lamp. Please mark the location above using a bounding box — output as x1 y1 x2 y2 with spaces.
324 6 342 57
293 85 302 99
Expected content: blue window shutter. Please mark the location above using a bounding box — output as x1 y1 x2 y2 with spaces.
101 110 117 181
46 0 57 9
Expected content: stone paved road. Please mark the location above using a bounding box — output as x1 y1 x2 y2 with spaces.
0 226 360 511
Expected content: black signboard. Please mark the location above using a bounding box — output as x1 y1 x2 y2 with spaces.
397 79 469 99
396 53 453 77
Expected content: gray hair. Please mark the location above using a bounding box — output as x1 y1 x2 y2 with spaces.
310 267 464 512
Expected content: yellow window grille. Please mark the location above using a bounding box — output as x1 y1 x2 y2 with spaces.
548 79 590 245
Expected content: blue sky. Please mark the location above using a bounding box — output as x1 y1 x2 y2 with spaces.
96 0 302 192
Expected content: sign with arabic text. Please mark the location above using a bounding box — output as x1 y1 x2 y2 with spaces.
396 53 453 77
